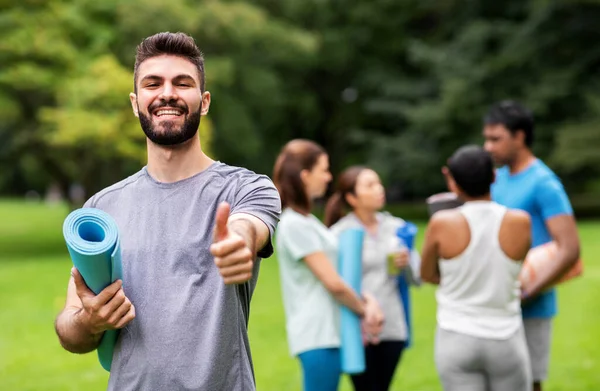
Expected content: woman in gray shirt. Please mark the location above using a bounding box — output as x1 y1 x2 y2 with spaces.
326 166 421 391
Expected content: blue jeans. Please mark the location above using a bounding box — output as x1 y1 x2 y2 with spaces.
298 348 341 391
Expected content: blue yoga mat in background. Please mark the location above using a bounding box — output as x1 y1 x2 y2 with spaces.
396 222 418 348
63 208 123 372
338 227 366 374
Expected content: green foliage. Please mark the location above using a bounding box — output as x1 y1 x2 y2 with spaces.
41 55 143 161
0 0 315 197
350 0 600 198
1 0 600 202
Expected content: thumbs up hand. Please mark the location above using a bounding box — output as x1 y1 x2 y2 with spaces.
210 202 255 285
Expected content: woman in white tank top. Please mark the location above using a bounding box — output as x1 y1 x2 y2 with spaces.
420 146 533 391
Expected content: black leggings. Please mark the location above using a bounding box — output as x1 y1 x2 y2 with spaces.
350 341 406 391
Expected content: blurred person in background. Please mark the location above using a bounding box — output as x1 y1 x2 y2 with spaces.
54 32 281 391
273 139 384 391
483 100 581 391
421 145 533 391
325 166 421 391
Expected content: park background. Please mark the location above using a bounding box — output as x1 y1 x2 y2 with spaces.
1 0 599 390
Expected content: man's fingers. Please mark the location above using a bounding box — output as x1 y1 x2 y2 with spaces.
213 202 231 242
218 260 253 278
73 267 123 308
114 304 136 329
223 273 253 285
93 279 124 307
72 267 95 300
101 288 127 317
212 236 248 260
214 247 253 269
107 297 133 327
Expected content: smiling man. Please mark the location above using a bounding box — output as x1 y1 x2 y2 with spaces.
54 32 281 391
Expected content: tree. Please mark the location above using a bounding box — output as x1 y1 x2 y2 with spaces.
0 0 317 202
2 0 600 205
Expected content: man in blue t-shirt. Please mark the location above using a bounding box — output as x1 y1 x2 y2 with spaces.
483 100 580 391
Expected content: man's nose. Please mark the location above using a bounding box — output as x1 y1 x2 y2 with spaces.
159 83 178 102
483 141 493 152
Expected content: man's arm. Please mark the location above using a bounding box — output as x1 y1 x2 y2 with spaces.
231 173 281 257
55 276 104 354
420 215 441 284
55 268 135 353
523 177 581 298
211 203 275 285
523 214 580 298
228 213 270 257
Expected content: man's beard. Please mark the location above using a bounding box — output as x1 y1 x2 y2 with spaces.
493 152 516 168
138 102 201 146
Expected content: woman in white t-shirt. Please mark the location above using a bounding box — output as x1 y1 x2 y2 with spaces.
325 166 421 391
273 139 384 391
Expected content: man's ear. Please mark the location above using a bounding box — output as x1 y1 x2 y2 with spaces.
200 91 211 115
515 129 526 147
129 93 139 117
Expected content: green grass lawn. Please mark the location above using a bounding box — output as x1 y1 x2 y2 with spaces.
0 200 599 390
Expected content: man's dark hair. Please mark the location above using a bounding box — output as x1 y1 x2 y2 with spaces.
448 145 494 197
133 32 205 92
484 100 534 147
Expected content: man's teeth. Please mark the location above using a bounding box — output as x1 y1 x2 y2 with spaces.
155 109 182 116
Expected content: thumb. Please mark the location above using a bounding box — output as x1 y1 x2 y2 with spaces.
71 267 94 299
213 202 231 242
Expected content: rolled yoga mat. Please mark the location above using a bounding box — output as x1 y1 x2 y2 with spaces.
63 208 123 372
338 227 366 374
426 192 464 216
396 222 418 348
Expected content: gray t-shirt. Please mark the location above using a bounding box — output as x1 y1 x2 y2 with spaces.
83 162 281 391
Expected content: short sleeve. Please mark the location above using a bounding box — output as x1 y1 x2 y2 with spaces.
535 176 573 220
83 194 96 208
231 173 282 258
279 217 326 261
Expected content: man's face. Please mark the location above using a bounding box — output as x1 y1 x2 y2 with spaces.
483 124 519 167
130 55 211 146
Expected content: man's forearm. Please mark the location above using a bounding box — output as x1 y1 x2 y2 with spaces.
525 245 579 298
228 218 259 255
55 307 103 354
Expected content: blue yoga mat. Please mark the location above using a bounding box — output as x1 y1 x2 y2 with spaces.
338 227 366 374
396 222 418 348
63 208 123 372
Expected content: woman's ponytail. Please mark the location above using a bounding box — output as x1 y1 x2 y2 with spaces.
324 192 346 227
324 165 368 227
